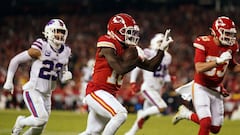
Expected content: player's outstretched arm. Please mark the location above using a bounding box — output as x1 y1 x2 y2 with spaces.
3 48 39 93
137 29 173 71
137 50 164 71
100 47 138 75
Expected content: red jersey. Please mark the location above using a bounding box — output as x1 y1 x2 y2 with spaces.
193 35 239 88
86 35 125 96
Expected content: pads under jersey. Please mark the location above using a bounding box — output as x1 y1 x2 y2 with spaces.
193 35 239 88
23 38 71 93
86 35 125 96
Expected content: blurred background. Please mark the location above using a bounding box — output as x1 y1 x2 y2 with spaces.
0 0 240 119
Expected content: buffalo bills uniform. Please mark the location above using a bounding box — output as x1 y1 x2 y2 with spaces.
4 19 72 135
23 39 71 135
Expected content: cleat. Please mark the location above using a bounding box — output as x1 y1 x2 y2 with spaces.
12 115 25 135
172 105 192 125
137 118 145 129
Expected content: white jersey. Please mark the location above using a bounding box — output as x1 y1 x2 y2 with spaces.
130 48 172 91
82 66 93 83
23 38 71 94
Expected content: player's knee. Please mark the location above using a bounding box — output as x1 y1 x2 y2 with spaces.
210 126 221 134
114 112 128 123
200 117 211 129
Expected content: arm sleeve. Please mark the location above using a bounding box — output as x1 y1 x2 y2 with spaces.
130 67 141 83
194 48 206 63
5 51 32 82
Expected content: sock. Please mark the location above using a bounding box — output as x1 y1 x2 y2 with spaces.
190 113 200 124
199 117 211 135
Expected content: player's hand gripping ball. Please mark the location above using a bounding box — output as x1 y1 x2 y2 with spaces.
122 46 139 61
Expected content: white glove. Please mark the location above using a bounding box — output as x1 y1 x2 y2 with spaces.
60 71 72 83
159 29 173 51
135 46 146 61
3 80 14 94
216 51 232 65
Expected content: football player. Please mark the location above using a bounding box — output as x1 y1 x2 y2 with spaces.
79 13 173 135
3 19 72 135
172 16 240 135
125 33 172 135
78 58 95 112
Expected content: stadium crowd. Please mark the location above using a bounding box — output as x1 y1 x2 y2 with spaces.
0 4 240 117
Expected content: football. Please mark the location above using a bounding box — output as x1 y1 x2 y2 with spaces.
122 46 139 61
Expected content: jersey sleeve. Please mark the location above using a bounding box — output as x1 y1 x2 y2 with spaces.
193 37 207 63
97 35 116 50
31 38 44 51
194 48 206 63
193 37 206 51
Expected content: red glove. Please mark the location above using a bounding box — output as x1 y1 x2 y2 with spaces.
220 85 230 97
130 83 140 95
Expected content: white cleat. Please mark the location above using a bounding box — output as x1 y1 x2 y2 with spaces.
125 130 135 135
172 105 192 125
12 115 25 135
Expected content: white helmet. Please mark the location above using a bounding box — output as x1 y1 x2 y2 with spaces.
150 33 164 49
87 59 95 68
43 19 68 49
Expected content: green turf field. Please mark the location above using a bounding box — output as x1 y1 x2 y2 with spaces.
0 109 239 135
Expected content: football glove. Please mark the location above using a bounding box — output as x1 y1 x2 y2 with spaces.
60 71 72 83
3 80 14 94
216 51 232 65
159 29 173 51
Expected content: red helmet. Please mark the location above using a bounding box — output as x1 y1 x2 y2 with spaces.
211 16 237 46
107 13 140 46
